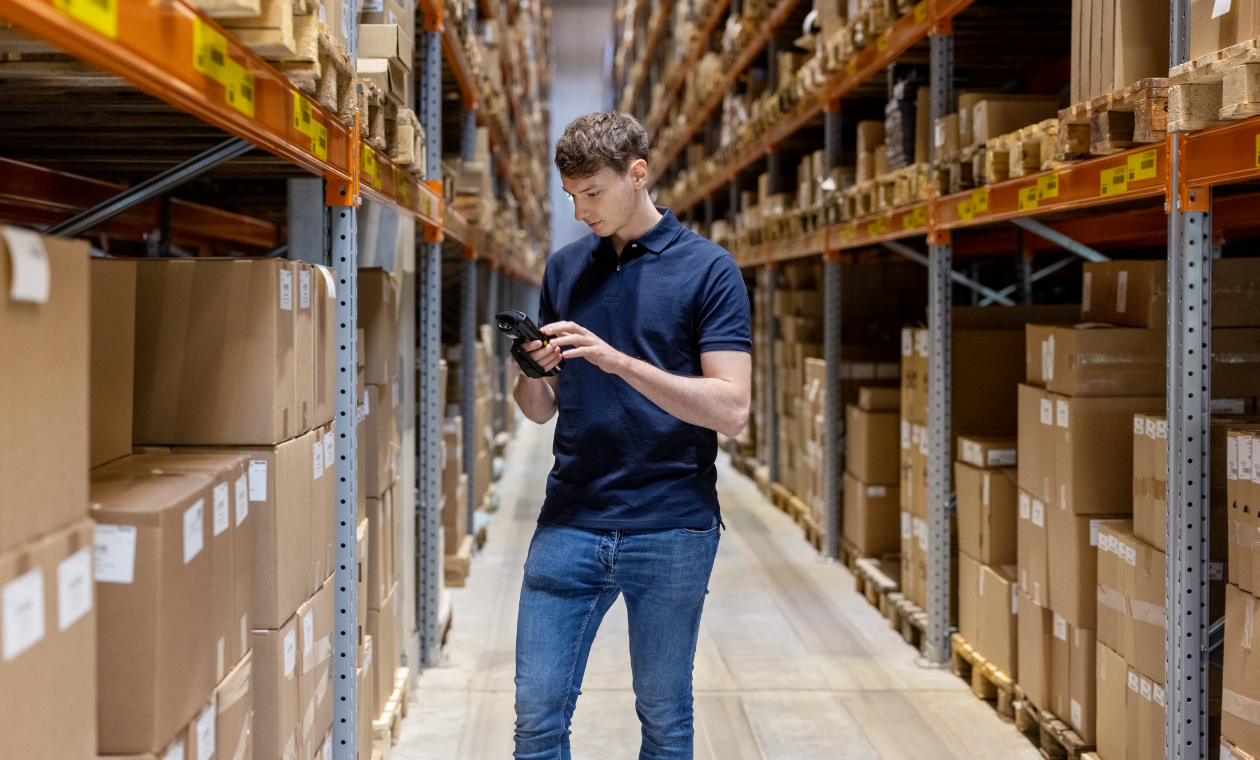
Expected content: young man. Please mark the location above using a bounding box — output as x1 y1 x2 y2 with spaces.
510 111 752 759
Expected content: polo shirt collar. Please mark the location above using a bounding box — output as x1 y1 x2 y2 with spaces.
589 207 682 257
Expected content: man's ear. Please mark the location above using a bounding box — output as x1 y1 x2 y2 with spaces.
629 158 649 188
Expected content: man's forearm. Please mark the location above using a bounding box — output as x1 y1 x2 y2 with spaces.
613 356 746 437
513 374 558 423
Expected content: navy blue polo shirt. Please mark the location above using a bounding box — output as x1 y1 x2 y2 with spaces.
536 208 752 530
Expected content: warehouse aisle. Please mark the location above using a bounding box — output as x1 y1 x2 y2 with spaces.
396 420 1039 760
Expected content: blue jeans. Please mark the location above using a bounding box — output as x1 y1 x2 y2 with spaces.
513 520 721 760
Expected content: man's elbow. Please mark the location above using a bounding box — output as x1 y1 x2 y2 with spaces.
718 400 750 438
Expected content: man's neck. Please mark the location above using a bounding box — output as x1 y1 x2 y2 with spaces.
609 197 663 255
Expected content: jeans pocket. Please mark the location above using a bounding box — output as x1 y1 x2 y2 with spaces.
681 523 719 536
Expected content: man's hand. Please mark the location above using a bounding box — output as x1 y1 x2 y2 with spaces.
512 336 565 378
542 321 627 373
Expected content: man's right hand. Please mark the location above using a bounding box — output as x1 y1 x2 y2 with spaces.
514 339 564 377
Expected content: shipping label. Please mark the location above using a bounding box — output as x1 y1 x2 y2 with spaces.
94 524 137 584
57 547 93 631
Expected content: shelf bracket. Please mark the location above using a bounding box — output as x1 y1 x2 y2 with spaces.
881 241 1015 306
1009 217 1109 263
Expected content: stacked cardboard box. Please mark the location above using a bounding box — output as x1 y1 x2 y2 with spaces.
0 230 97 760
843 388 901 557
772 263 824 500
1070 0 1170 104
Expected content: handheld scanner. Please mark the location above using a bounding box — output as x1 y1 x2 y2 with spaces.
496 310 565 379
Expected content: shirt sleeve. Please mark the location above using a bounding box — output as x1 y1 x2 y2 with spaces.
695 253 752 354
537 262 556 326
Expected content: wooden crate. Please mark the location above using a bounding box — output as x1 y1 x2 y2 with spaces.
444 534 473 587
949 633 1016 722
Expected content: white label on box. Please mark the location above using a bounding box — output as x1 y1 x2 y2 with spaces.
363 388 370 416
978 568 985 596
1082 272 1092 311
987 449 1016 467
1146 418 1157 439
184 500 205 564
279 269 292 310
918 527 928 552
213 482 229 537
284 627 297 677
234 474 248 526
1053 613 1067 641
915 331 929 358
934 122 946 148
94 525 136 583
1140 677 1153 700
1011 583 1019 614
1243 436 1255 481
902 329 913 357
196 704 216 760
57 547 93 631
1213 0 1233 20
867 485 886 498
304 610 314 655
1060 484 1067 511
1157 420 1167 439
1224 744 1236 760
982 474 991 506
1116 270 1128 313
1129 672 1140 692
318 265 336 297
164 741 185 760
300 270 311 309
1214 398 1247 414
2 226 51 303
1154 684 1165 707
1032 499 1044 528
1090 519 1103 547
249 460 268 501
313 441 324 479
1211 562 1225 580
323 731 333 760
317 2 324 21
1040 398 1053 426
1056 400 1069 429
919 431 929 456
324 432 335 470
386 488 392 518
901 420 910 450
1070 699 1082 730
901 512 911 540
392 379 400 408
1042 336 1054 381
2 567 44 661
1125 545 1136 566
1134 416 1145 436
961 440 978 466
1019 492 1031 520
1229 437 1239 480
388 9 397 24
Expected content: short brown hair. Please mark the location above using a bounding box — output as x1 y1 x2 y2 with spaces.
554 112 650 179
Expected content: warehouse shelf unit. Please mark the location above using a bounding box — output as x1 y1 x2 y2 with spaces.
621 0 1254 754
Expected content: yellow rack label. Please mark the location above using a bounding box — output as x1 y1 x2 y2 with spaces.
224 60 255 117
914 1 928 24
902 206 926 230
361 147 382 189
846 58 858 77
54 0 117 38
1018 186 1039 211
312 123 328 161
193 19 229 85
1127 149 1158 181
1255 134 1260 167
877 32 889 53
867 217 888 237
397 170 411 206
1100 165 1128 197
1036 173 1060 201
293 92 314 136
838 224 857 244
972 188 989 213
958 199 974 221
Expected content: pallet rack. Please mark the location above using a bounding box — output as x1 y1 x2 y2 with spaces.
619 0 1251 756
0 0 546 753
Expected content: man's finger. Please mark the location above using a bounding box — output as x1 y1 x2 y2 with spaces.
541 321 588 337
520 339 543 352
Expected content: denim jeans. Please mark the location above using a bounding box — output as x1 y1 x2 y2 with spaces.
513 520 721 760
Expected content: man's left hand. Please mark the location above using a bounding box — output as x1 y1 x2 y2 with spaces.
541 321 626 374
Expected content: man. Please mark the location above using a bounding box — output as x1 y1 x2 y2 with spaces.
510 111 752 760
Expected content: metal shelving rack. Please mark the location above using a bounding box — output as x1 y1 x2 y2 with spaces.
620 0 1251 752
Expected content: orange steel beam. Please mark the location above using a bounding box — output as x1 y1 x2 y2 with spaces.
441 16 478 108
644 0 729 140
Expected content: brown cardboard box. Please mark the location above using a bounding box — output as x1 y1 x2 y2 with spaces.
358 636 373 760
1045 325 1166 398
1215 258 1260 327
134 259 300 446
90 460 229 754
0 231 89 554
368 582 399 718
1224 582 1260 755
0 519 96 760
297 577 333 759
365 383 398 498
216 650 253 760
1018 384 1058 505
359 269 398 386
957 435 1017 469
186 695 217 760
1096 522 1133 662
295 262 315 435
357 519 368 669
254 615 299 760
312 422 336 598
1191 0 1260 62
978 562 1019 677
1055 395 1166 514
933 113 959 156
959 552 981 647
1025 323 1063 389
1018 489 1050 607
312 263 337 427
842 474 900 557
359 24 413 68
856 120 885 155
1133 413 1169 551
366 490 391 610
90 258 136 468
1137 672 1166 760
1097 641 1130 760
857 386 900 412
1019 590 1053 710
955 462 1018 566
1049 613 1097 742
445 474 468 554
971 97 1060 144
1047 508 1129 629
1081 260 1166 328
845 404 899 484
1214 329 1260 399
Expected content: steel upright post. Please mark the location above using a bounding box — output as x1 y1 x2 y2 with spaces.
822 102 842 561
923 23 954 667
460 89 479 538
416 17 443 668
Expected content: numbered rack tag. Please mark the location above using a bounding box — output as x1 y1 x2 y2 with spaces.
914 1 928 23
292 93 328 160
866 216 888 237
1100 165 1128 196
224 59 255 117
958 198 975 221
877 32 889 53
396 168 411 206
54 0 118 38
361 147 382 190
193 19 253 117
1127 148 1157 181
902 206 926 230
972 188 989 213
845 58 858 77
1018 185 1040 211
1036 173 1060 201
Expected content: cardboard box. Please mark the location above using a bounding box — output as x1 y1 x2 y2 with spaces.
359 24 413 69
1044 325 1166 398
957 434 1016 469
1137 672 1166 760
1025 323 1063 389
857 386 900 412
1018 489 1050 607
358 636 373 760
959 552 981 647
445 474 467 555
856 120 885 155
978 562 1019 677
367 582 399 718
1047 508 1129 630
842 474 900 557
365 383 398 498
0 519 96 760
1084 258 1260 329
845 404 899 484
1224 580 1260 755
186 696 217 760
1214 329 1260 399
1018 384 1058 506
357 519 368 669
295 262 315 436
933 113 959 156
216 650 253 760
254 615 299 760
955 462 1018 566
90 258 136 468
90 461 230 754
366 491 391 610
297 577 333 759
1096 641 1130 760
134 259 299 445
1049 614 1097 742
360 0 405 24
359 269 398 386
0 230 89 554
1055 395 1165 514
971 97 1060 144
312 422 337 598
1190 0 1260 60
1019 590 1053 710
357 56 409 104
312 264 337 427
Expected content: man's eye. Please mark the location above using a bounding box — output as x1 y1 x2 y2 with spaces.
588 192 598 198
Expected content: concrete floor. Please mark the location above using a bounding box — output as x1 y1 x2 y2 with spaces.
396 419 1040 760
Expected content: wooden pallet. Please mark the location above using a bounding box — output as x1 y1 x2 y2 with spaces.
1055 78 1168 161
393 666 411 718
889 593 927 649
1012 686 1094 760
853 556 900 612
801 513 824 552
949 633 1016 722
1168 36 1260 130
985 119 1058 184
444 534 473 587
769 483 793 513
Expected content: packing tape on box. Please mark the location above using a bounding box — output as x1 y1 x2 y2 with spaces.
219 659 252 712
303 694 316 739
314 634 331 666
1225 688 1260 726
233 711 252 760
1130 599 1167 628
1097 585 1128 614
283 732 297 760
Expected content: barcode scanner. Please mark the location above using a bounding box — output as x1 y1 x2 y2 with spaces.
496 310 565 379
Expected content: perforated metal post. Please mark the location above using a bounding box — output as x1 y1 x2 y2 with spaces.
822 103 842 561
416 18 443 668
923 24 954 667
766 264 779 483
485 265 500 432
330 195 359 759
461 257 478 533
